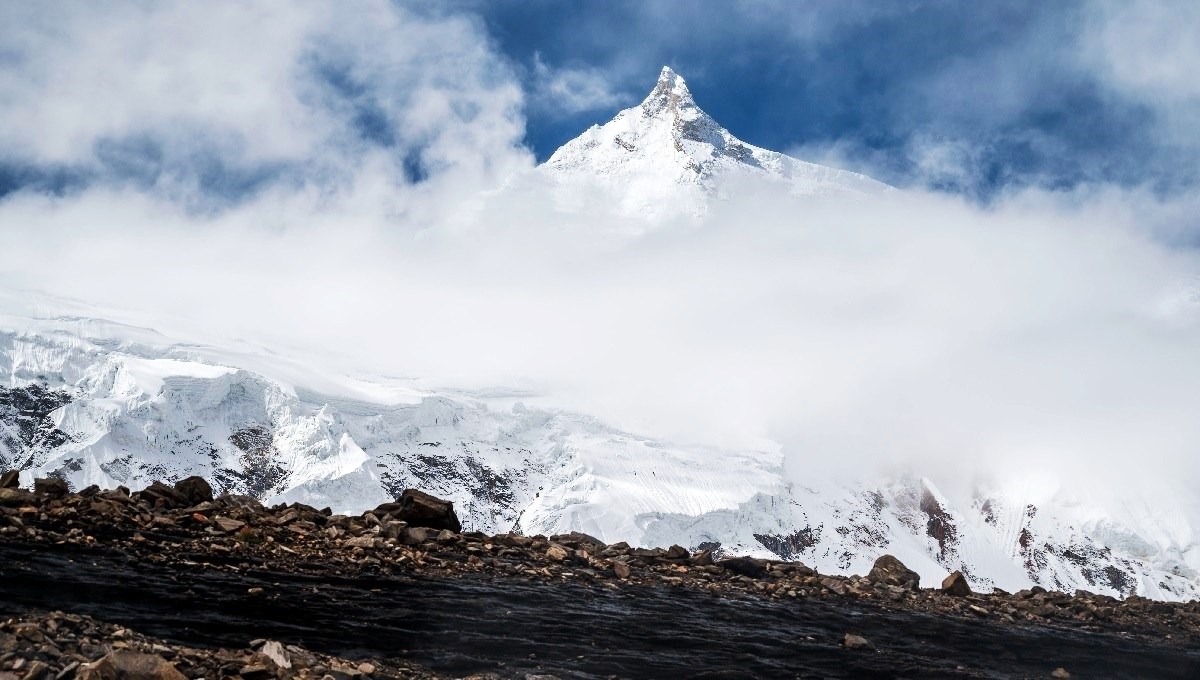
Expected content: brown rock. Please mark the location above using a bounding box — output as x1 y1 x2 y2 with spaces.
238 665 272 680
718 556 767 578
613 561 631 579
375 489 461 532
0 469 19 489
33 477 69 498
401 527 429 546
258 641 291 669
664 544 689 559
1051 669 1070 679
546 545 569 561
867 554 920 589
821 577 848 596
78 651 187 680
554 531 607 551
344 536 378 549
942 571 973 597
326 665 362 680
842 634 875 651
136 481 188 508
214 517 247 533
22 661 49 680
173 476 214 504
0 488 34 506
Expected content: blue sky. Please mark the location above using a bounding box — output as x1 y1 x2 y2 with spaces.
475 0 1194 198
0 1 1197 206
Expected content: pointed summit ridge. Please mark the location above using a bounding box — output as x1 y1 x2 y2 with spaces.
537 66 891 219
642 66 695 114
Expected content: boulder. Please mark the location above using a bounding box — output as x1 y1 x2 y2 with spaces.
0 487 34 506
173 476 214 504
217 493 266 513
33 477 69 498
78 651 187 680
214 517 247 533
842 634 875 651
664 544 689 560
821 577 848 596
867 554 920 589
238 666 272 680
136 481 188 508
0 469 19 489
257 641 291 669
717 556 767 578
376 489 461 532
941 570 973 597
381 520 408 540
401 526 430 546
550 531 607 552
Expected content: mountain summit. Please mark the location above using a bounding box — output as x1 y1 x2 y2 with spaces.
538 66 890 218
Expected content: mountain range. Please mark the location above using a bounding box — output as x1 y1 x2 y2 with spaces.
3 68 1198 601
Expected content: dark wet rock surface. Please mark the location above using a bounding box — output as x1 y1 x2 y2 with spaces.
4 479 1200 678
3 540 1200 679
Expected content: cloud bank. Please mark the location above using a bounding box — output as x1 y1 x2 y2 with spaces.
1 2 1199 499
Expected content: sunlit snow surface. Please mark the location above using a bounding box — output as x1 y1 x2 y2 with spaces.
533 67 890 220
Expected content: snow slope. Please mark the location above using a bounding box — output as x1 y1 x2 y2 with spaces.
534 67 890 219
3 299 1199 600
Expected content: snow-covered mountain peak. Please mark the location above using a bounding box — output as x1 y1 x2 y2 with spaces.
640 66 697 116
536 66 891 219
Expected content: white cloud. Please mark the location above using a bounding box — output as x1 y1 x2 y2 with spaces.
1078 0 1200 149
529 53 628 117
0 1 532 208
1 1 1199 502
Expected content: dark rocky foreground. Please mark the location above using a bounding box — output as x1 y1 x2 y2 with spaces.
3 477 1200 678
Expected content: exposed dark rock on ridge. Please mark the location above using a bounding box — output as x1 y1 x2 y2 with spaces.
0 384 72 468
